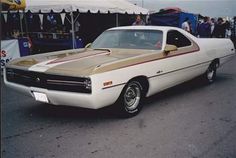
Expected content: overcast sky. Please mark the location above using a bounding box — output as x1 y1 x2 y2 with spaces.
127 0 236 18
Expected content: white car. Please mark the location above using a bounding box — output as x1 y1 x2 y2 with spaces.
4 26 236 117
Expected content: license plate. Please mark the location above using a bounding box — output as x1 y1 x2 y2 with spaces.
33 92 49 103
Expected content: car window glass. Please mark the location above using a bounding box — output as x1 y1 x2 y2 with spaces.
93 31 120 48
91 30 163 50
167 30 191 48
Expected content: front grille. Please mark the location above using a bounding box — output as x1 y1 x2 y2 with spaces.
6 68 92 94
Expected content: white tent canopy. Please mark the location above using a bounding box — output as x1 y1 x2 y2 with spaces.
25 0 149 14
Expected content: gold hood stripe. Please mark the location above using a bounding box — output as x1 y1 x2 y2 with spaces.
46 51 110 65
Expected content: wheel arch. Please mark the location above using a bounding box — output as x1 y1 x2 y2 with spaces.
212 58 220 68
127 75 149 97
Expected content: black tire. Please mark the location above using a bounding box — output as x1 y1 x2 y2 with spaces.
116 80 143 118
204 62 217 84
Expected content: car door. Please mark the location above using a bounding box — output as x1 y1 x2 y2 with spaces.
147 30 202 95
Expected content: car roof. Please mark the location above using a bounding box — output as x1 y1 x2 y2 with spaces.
108 26 181 32
107 26 198 40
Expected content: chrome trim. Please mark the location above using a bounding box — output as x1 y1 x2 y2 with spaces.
47 79 85 85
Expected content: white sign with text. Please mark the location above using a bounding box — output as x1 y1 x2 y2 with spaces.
1 39 21 68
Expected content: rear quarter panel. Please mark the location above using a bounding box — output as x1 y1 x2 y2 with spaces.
197 38 235 65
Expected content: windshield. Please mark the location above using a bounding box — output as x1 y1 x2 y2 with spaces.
91 30 163 50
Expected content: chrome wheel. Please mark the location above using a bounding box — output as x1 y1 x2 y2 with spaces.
115 80 144 117
124 82 141 112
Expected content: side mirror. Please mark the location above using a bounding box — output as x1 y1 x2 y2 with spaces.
85 43 92 48
164 44 177 55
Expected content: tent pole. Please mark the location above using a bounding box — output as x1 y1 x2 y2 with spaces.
70 11 76 49
116 13 119 27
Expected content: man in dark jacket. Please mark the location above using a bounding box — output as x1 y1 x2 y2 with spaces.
212 17 226 38
231 16 236 48
197 16 211 38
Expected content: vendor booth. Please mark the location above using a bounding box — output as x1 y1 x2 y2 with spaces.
1 0 148 53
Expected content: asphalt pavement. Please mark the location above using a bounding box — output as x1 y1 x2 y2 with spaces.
2 56 236 158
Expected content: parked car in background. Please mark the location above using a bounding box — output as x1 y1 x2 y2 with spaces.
4 26 235 117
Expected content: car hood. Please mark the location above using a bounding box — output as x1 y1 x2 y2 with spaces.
7 48 162 77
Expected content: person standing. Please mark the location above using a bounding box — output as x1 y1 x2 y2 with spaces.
231 16 236 48
212 17 226 38
210 18 216 37
132 15 145 26
225 20 231 38
45 13 57 32
197 16 211 38
181 18 190 33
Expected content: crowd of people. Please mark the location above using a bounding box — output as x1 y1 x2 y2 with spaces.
133 14 236 48
132 14 236 48
196 17 229 38
182 16 236 47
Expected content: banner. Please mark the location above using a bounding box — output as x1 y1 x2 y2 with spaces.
2 0 26 11
1 40 21 68
39 14 44 29
60 13 66 25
